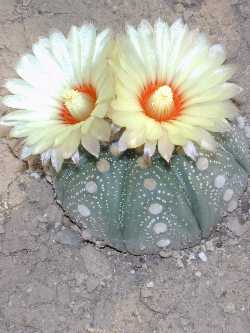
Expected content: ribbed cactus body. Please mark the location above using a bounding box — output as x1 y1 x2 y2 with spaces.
55 125 249 254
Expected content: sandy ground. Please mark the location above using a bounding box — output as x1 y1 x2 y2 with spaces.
0 0 250 332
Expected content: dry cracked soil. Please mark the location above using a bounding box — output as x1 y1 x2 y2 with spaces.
0 0 250 332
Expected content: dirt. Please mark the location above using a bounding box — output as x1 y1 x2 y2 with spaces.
0 0 250 332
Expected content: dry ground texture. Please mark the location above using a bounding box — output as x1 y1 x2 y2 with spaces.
0 0 250 332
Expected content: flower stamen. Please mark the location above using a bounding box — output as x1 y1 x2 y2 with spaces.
140 82 184 122
60 85 97 125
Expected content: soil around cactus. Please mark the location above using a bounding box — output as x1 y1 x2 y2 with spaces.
55 125 249 255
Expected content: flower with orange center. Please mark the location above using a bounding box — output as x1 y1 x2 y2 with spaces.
1 25 114 171
110 19 241 161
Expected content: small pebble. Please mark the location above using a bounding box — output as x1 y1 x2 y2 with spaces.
196 157 209 171
146 281 154 288
198 251 208 262
148 203 163 215
195 271 202 278
214 175 226 189
143 178 157 191
96 159 110 173
205 240 215 252
153 222 167 234
223 189 234 202
227 199 238 212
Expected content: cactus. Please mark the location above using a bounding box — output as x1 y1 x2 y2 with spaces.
55 124 249 255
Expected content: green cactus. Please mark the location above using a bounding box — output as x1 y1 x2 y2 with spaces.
55 124 249 254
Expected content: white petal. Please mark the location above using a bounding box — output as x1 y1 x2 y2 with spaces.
81 134 100 158
158 132 174 162
71 149 80 165
89 118 111 142
183 141 198 160
51 149 64 172
144 142 156 157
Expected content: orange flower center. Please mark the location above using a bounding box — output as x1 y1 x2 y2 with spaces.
139 82 185 122
60 85 97 125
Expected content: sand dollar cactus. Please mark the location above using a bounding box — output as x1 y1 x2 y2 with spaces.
55 124 249 254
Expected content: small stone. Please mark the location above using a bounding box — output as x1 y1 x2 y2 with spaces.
244 125 250 138
146 281 154 288
143 178 157 191
153 222 167 234
96 159 110 173
227 217 249 236
214 175 226 189
205 240 215 252
149 203 163 215
227 199 238 212
223 302 236 314
198 251 208 262
156 239 170 248
141 287 153 298
223 189 234 202
195 271 202 278
85 181 97 194
55 229 81 247
196 157 209 171
0 225 5 234
78 204 91 217
29 172 41 179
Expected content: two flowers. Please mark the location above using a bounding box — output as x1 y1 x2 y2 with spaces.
1 19 241 171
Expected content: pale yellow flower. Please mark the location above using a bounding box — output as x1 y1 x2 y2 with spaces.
110 19 241 161
1 25 114 171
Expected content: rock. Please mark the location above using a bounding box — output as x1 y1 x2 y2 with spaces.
55 229 82 247
244 126 250 138
146 281 154 288
198 251 208 262
195 271 202 278
0 225 5 234
223 302 236 314
205 239 215 252
80 245 112 279
227 216 249 236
